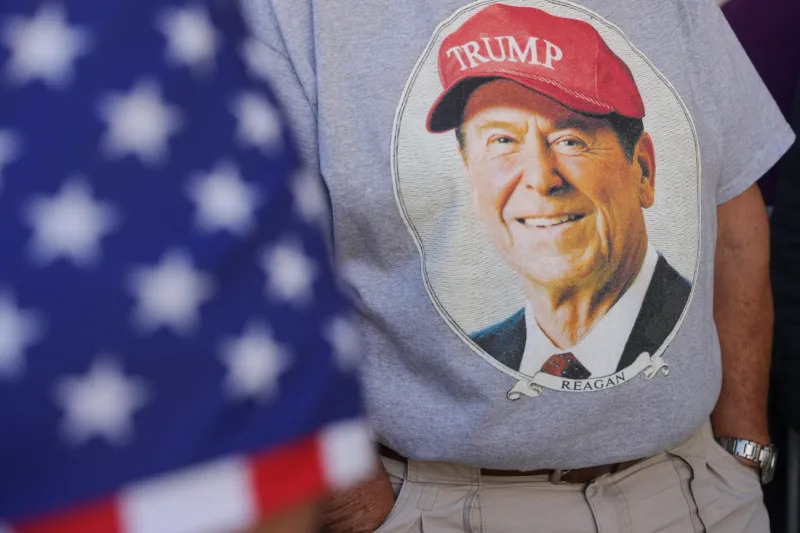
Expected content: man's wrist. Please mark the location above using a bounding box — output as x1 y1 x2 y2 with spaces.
710 410 770 446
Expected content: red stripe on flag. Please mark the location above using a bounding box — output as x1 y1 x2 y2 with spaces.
14 496 121 533
248 434 327 518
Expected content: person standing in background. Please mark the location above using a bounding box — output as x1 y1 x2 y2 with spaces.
0 1 373 531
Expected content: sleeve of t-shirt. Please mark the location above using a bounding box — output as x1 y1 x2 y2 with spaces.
239 0 322 178
684 0 795 205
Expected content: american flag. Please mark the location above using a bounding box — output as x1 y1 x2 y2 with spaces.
0 1 373 531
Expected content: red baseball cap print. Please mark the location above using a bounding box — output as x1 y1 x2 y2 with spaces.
426 3 646 133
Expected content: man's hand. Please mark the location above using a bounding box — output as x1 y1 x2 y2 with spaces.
319 462 396 533
712 184 772 445
251 502 319 533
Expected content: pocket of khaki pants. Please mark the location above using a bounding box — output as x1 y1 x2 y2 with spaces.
372 479 412 533
670 434 766 532
374 457 413 533
664 452 712 533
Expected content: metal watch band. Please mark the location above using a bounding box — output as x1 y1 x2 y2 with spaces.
716 436 777 485
716 437 767 463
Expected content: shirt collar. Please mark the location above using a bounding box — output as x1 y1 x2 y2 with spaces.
518 245 659 378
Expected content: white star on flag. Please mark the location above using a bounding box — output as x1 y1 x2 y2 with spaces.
220 322 290 402
323 317 360 371
240 37 277 84
128 249 214 335
24 178 119 268
261 242 317 305
291 169 329 225
0 130 21 192
1 2 91 88
187 161 260 235
0 292 43 380
98 80 183 166
156 5 219 73
231 91 282 153
54 357 149 446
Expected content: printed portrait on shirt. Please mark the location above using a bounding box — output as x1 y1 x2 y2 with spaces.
392 0 700 399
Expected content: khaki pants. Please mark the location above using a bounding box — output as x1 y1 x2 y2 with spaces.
376 423 768 532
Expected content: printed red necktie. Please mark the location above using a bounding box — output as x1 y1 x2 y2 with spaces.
540 352 591 380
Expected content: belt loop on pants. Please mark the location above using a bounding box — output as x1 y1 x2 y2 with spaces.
405 456 481 484
549 469 572 483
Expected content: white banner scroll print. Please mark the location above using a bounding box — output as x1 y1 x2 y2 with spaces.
507 352 670 400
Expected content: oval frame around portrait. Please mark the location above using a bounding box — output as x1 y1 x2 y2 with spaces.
391 0 701 396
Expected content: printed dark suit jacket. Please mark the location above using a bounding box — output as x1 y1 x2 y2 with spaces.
470 255 692 374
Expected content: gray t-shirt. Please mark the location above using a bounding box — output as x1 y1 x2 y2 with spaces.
242 0 795 469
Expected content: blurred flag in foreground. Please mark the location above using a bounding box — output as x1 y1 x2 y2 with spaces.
0 1 373 531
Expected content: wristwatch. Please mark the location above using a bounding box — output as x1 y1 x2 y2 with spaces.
716 437 777 484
